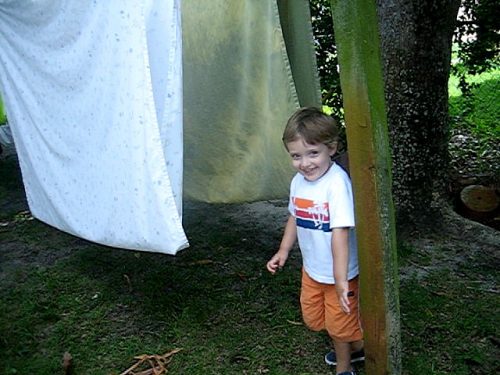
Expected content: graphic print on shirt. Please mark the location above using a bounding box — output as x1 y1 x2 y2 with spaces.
293 197 332 232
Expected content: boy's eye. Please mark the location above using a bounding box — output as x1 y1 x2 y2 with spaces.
291 154 300 160
309 150 319 157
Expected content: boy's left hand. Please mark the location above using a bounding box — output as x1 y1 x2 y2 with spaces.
335 280 351 314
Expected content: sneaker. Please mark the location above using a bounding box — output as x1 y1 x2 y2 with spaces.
324 348 365 365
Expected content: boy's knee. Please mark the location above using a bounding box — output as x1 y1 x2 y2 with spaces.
327 327 363 343
303 316 324 332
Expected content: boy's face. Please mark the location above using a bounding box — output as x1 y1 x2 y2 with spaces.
286 137 337 181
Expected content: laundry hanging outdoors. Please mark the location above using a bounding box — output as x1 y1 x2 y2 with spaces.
0 0 321 255
182 0 321 202
0 0 187 254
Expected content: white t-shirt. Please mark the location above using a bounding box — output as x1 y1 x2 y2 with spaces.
288 162 359 284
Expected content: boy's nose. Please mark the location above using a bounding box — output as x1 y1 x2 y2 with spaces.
300 157 310 168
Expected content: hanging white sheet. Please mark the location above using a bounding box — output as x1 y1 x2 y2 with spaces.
0 0 188 254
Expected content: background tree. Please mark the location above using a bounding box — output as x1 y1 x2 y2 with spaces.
310 0 465 227
376 0 461 226
452 0 499 97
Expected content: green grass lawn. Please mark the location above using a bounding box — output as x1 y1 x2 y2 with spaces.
1 184 499 374
449 69 500 140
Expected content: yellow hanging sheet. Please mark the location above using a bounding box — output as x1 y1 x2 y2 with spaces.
182 0 321 203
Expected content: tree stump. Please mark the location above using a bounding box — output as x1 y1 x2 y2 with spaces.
459 185 499 220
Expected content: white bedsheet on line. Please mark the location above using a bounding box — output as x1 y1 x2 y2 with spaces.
0 0 188 254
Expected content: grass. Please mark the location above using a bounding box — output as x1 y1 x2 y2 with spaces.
400 270 499 374
0 99 6 124
0 197 336 374
448 69 500 140
396 221 500 374
0 219 291 375
1 180 499 374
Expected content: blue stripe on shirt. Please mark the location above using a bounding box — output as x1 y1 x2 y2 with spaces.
296 218 332 232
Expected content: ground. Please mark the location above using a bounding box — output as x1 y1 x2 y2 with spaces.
0 140 498 373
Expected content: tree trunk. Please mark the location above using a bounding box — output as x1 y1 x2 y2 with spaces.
376 0 461 225
330 1 401 373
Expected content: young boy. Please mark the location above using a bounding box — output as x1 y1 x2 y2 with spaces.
266 107 364 375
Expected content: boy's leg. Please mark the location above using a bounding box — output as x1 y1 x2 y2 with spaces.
350 340 364 353
325 277 363 339
333 340 353 373
300 269 327 332
324 277 364 369
325 340 365 365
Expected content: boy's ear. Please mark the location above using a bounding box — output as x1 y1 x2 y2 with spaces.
329 141 338 155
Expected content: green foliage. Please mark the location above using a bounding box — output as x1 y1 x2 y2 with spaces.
309 0 343 120
310 0 499 135
452 0 499 96
309 1 348 150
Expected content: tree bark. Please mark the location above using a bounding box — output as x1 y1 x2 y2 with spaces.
376 0 461 225
330 1 401 373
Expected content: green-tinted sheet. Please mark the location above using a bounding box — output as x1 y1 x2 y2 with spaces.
182 0 320 202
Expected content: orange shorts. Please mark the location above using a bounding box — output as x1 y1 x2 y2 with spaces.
300 269 363 342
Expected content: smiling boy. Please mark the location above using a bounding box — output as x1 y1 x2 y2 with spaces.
266 107 364 375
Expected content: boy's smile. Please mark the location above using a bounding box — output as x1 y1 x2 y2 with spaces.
286 137 337 181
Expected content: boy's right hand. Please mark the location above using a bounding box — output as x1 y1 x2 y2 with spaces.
266 251 288 274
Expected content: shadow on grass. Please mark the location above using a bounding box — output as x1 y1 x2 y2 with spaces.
0 159 336 373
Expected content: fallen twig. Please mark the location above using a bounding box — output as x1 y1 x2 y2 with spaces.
62 352 73 375
119 349 182 375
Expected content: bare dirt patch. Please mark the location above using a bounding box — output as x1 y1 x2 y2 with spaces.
1 154 498 288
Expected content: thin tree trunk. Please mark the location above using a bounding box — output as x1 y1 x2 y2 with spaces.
330 0 401 373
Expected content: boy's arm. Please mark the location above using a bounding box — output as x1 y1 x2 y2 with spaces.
266 215 297 274
332 227 351 314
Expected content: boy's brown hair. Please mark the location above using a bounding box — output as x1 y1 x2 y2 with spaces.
282 107 339 150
